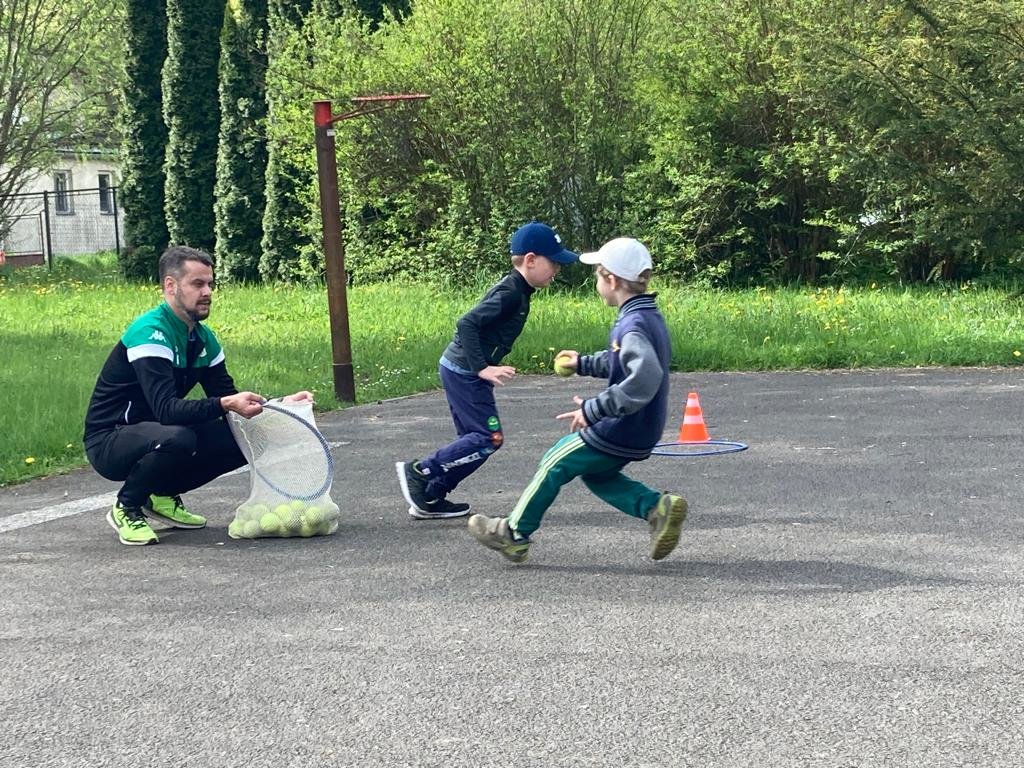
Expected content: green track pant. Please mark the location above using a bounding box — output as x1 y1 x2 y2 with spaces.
508 432 662 537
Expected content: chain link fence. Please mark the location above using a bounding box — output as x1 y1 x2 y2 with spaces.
0 186 122 267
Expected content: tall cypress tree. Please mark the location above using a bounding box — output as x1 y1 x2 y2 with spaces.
163 0 225 252
120 0 169 280
215 0 270 281
260 0 313 281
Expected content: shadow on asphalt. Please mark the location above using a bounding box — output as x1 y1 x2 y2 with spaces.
526 558 963 594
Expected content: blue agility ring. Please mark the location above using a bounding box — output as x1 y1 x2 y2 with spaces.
651 439 748 457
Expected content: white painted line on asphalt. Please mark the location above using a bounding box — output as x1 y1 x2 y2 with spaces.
0 492 116 534
0 465 256 535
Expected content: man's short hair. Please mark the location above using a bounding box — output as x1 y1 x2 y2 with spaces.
158 246 214 282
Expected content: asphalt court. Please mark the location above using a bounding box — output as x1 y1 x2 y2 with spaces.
2 369 1022 767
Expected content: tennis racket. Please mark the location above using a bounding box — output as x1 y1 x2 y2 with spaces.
231 400 335 501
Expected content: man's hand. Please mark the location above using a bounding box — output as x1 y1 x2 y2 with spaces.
478 365 516 386
221 391 265 418
281 390 314 404
555 395 588 432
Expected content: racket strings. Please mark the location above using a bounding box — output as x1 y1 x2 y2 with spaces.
230 405 333 501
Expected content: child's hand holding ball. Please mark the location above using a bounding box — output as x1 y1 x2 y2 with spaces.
553 350 578 377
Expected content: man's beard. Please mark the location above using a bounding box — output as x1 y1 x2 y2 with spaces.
175 293 210 322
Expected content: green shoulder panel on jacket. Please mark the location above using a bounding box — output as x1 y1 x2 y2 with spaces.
121 303 224 368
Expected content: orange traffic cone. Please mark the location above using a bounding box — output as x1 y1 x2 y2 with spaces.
678 391 710 442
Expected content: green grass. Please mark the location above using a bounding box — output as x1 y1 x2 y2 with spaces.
3 255 1024 485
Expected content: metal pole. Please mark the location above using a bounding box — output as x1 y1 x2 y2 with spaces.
42 191 53 269
313 100 356 403
112 187 121 257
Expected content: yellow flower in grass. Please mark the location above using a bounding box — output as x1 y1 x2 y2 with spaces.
1014 350 1021 358
24 457 35 465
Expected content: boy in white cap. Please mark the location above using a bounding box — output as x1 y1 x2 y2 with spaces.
467 237 688 563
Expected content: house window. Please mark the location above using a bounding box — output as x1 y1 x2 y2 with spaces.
98 173 114 214
54 171 73 214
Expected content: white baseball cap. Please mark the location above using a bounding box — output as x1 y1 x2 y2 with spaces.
578 237 652 281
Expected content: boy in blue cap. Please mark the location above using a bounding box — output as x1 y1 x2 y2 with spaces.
467 237 688 562
396 221 578 519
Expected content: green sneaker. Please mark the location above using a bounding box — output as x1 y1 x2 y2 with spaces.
144 495 207 529
106 503 159 546
467 514 531 563
648 494 688 560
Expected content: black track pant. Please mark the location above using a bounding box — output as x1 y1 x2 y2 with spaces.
85 419 246 508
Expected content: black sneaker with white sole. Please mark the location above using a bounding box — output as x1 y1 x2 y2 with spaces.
396 461 471 519
408 497 471 520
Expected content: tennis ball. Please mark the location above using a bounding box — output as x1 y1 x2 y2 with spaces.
269 505 292 536
553 354 574 377
242 520 260 538
227 520 243 539
259 513 282 534
290 499 306 512
276 507 303 535
303 506 325 527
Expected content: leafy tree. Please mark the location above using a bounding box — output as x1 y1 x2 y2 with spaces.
0 0 120 244
256 0 1024 285
215 0 270 281
623 0 853 283
353 0 409 25
297 0 653 285
810 0 1024 281
120 0 169 280
163 0 225 252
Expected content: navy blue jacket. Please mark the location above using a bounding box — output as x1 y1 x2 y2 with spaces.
577 295 671 459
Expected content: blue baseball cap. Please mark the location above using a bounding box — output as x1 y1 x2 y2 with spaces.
509 222 578 264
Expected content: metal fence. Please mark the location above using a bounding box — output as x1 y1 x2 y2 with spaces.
0 186 122 267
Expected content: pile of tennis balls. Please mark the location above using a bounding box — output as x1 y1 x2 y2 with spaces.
228 498 341 539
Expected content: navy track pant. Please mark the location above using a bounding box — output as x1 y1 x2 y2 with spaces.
417 365 504 499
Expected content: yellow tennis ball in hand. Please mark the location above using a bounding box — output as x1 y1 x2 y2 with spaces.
553 354 574 377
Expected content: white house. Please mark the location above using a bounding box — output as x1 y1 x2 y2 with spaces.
1 149 123 264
